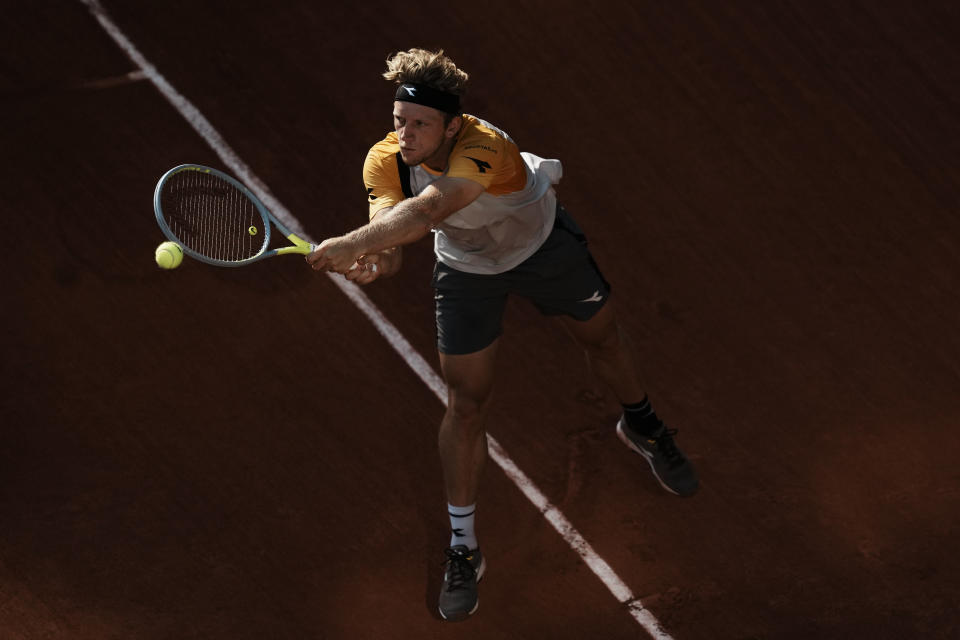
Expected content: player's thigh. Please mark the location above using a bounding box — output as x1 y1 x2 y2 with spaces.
559 295 620 351
439 338 500 413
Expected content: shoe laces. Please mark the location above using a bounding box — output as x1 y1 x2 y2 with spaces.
650 425 685 468
443 547 477 592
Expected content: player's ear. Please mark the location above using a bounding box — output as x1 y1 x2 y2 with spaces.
445 115 462 139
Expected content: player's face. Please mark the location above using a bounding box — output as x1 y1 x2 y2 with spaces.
393 101 458 169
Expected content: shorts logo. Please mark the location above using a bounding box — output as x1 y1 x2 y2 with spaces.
580 290 604 303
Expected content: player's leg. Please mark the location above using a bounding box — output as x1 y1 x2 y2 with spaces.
438 339 498 513
559 304 695 496
525 205 699 496
435 342 495 621
431 262 505 621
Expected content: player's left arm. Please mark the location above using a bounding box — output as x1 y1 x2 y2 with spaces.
307 176 484 273
342 208 403 284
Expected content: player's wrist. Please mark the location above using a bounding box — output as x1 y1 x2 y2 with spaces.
341 231 367 258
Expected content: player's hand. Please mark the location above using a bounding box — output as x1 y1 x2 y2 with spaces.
344 253 382 285
306 236 360 273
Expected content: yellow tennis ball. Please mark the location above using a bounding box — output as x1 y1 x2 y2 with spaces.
155 241 184 269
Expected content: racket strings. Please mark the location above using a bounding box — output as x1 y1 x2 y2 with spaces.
159 170 267 262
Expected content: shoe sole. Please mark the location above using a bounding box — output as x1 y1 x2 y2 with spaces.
438 555 486 622
616 418 681 496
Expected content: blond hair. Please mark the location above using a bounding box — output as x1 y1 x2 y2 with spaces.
383 48 469 98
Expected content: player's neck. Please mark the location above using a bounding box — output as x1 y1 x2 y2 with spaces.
422 133 459 172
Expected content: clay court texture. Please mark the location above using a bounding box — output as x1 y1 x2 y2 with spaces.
3 1 959 638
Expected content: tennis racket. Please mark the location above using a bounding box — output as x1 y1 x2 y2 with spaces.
153 164 317 267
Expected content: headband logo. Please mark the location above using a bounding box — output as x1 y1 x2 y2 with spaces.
404 86 417 96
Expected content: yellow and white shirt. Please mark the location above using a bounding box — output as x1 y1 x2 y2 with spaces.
363 115 562 274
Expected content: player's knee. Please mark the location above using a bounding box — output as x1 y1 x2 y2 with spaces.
445 387 491 424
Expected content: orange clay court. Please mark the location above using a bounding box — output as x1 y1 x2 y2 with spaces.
2 2 959 638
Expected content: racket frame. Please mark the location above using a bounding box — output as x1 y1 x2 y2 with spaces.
154 164 314 267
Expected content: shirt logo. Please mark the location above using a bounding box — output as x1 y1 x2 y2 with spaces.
367 187 376 201
580 290 604 303
465 156 492 173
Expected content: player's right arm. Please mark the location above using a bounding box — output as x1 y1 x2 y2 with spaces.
310 176 483 273
309 135 484 274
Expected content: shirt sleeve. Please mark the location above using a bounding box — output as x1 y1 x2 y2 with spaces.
445 122 526 195
445 150 499 189
363 141 405 220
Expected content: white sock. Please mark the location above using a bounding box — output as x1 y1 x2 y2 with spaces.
448 503 478 550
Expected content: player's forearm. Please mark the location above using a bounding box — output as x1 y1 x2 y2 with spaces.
348 194 438 255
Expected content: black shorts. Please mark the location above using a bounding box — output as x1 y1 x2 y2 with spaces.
432 205 611 355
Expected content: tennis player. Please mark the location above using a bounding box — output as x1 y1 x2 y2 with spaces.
307 48 698 621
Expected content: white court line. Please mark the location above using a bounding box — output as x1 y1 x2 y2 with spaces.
79 1 673 637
